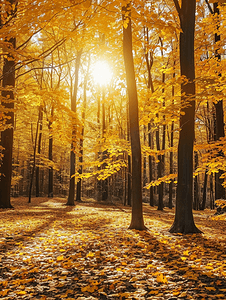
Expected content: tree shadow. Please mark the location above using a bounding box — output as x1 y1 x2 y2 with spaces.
136 230 226 294
0 200 76 255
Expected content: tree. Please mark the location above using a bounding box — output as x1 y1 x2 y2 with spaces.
122 2 145 230
66 50 82 206
170 0 201 233
211 2 225 200
0 0 16 208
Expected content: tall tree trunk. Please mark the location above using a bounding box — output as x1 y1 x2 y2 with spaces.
0 2 16 208
96 89 102 201
148 123 154 206
76 55 89 202
193 151 200 210
123 2 145 230
170 0 201 233
158 37 166 211
210 173 214 209
48 107 54 198
67 50 82 205
213 2 225 200
169 67 175 209
101 90 108 201
156 124 164 210
201 170 208 210
126 101 132 206
144 27 155 207
28 114 40 203
35 107 43 197
169 122 174 209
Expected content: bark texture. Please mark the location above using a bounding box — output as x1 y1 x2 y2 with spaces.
123 3 145 230
170 0 201 233
0 32 16 208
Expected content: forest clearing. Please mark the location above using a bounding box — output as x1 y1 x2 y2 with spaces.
0 197 226 300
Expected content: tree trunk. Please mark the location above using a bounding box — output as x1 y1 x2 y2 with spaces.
28 114 40 203
126 102 132 206
212 2 225 200
0 2 16 208
67 50 82 205
200 170 208 210
76 56 89 202
96 90 102 201
148 123 154 206
170 0 201 233
193 151 200 210
169 121 174 209
0 43 15 208
122 2 145 230
156 124 164 210
210 173 214 209
169 67 175 209
101 91 108 201
48 107 54 198
35 107 43 197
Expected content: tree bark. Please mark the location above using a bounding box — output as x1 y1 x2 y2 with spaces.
122 2 145 230
169 67 175 209
156 124 164 210
169 121 174 209
200 170 208 210
148 123 154 206
48 107 54 198
35 107 43 197
170 0 201 233
193 151 200 210
213 2 225 200
28 113 40 203
76 55 89 202
0 6 16 208
66 50 82 205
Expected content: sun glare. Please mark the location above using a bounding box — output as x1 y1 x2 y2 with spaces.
92 60 112 86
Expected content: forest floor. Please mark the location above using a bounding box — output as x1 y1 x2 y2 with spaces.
0 197 226 300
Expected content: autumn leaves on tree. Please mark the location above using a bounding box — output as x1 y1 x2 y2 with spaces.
0 0 226 233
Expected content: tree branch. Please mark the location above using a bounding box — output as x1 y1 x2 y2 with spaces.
172 0 182 26
173 0 181 16
205 0 214 14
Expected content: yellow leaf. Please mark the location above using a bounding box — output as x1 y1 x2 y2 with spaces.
57 255 64 261
17 291 27 295
81 285 98 293
156 273 168 284
86 251 95 257
0 290 9 296
205 287 216 291
149 290 159 295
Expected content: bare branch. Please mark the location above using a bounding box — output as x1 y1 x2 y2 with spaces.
205 0 214 14
173 0 181 16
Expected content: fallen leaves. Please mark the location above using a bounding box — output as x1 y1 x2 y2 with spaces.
0 197 226 299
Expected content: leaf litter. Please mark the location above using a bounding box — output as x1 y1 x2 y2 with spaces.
0 197 225 299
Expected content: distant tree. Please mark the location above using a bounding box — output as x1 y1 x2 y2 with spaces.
66 50 82 206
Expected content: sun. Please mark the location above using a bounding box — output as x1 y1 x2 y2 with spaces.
92 60 112 86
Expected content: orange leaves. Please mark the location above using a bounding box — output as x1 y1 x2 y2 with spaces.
156 273 168 284
1 197 226 299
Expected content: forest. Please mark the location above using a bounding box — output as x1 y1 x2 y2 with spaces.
0 0 226 298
